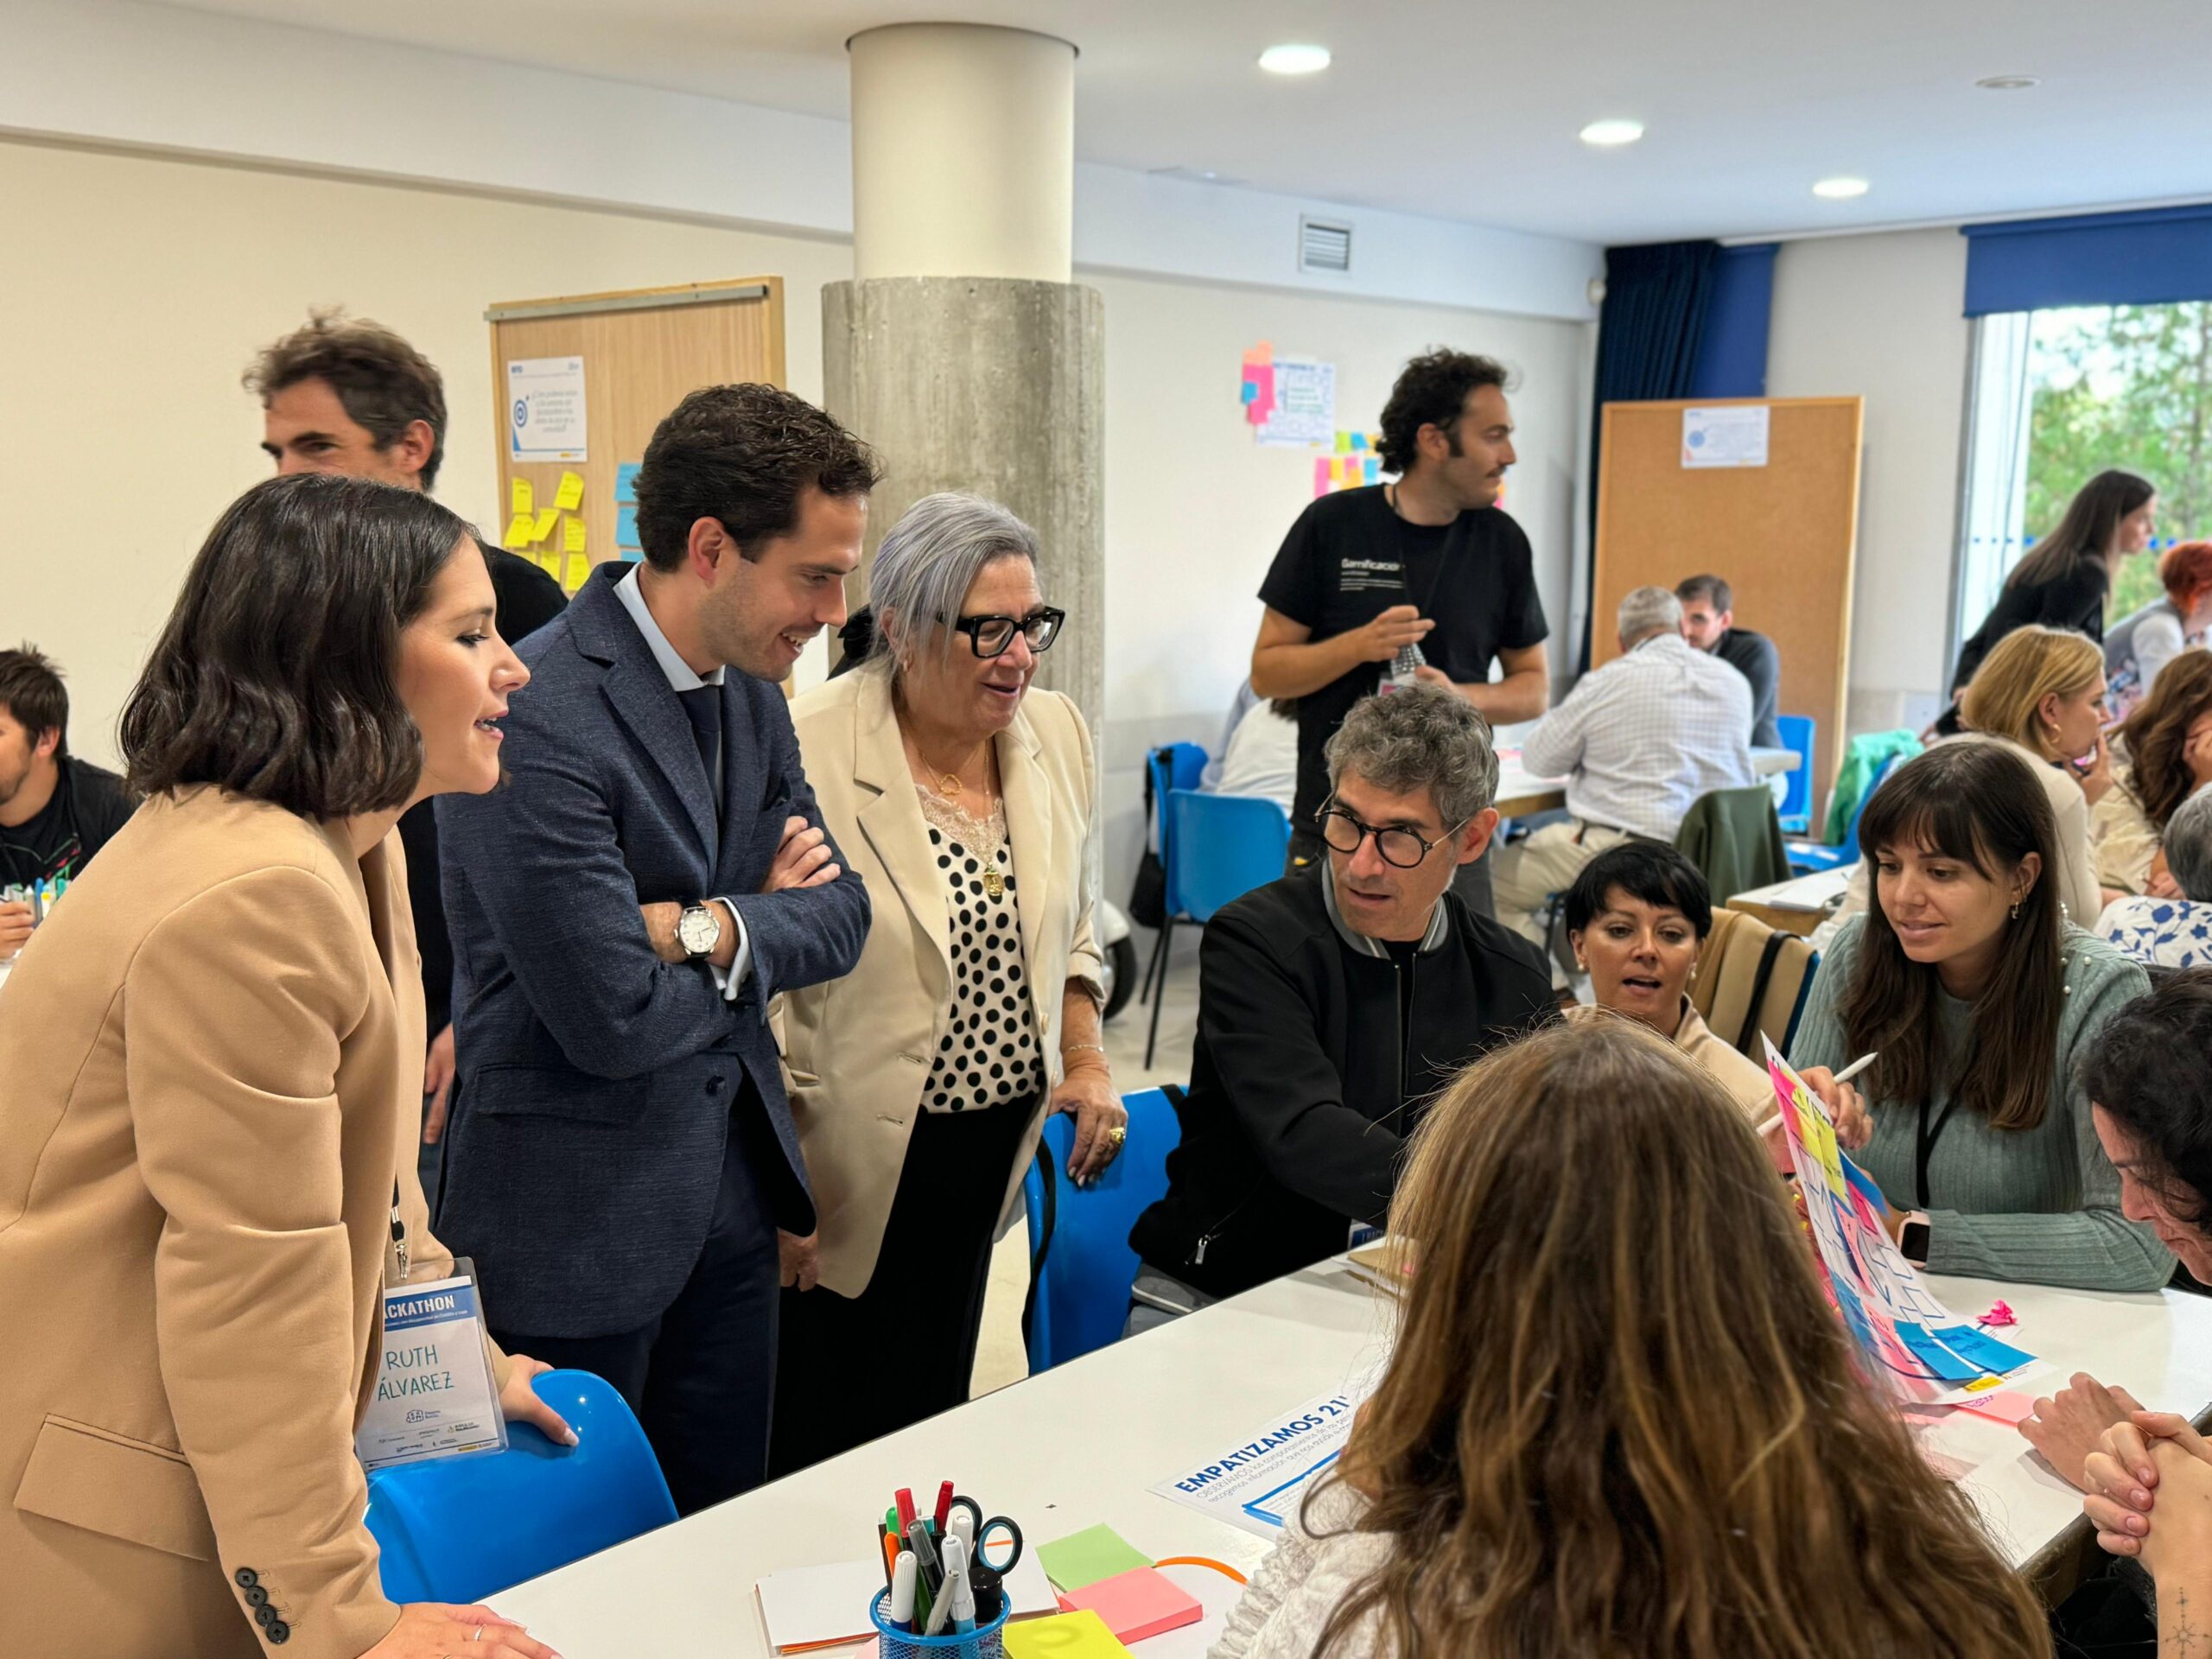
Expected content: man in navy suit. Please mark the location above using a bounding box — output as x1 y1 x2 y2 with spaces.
436 385 877 1511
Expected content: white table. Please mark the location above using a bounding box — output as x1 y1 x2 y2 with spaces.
1495 744 1799 818
495 1258 2212 1653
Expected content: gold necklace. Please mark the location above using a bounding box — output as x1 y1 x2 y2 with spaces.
982 849 1006 901
935 770 963 799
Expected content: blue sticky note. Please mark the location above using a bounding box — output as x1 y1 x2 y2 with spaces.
621 547 644 563
1895 1323 1985 1384
616 504 640 548
1931 1325 2036 1375
615 462 642 505
1350 431 1368 451
1363 456 1381 485
1240 379 1259 404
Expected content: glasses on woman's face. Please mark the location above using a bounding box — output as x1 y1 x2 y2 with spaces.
1316 804 1466 869
942 607 1066 659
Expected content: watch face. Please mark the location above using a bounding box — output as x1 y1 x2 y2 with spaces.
678 906 717 955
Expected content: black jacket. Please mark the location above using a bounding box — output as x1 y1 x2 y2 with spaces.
1129 864 1554 1300
1714 627 1783 748
398 543 569 1033
0 756 136 889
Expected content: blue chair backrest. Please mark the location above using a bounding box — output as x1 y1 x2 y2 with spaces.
365 1370 676 1604
1165 790 1291 924
1147 742 1208 856
1775 715 1815 827
1839 753 1905 862
1021 1087 1181 1371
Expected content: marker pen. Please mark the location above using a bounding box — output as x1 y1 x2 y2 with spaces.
950 1538 977 1636
932 1480 955 1532
925 1537 964 1637
906 1517 945 1598
889 1551 918 1635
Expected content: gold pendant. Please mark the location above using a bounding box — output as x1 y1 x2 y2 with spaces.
937 772 963 799
983 865 1006 900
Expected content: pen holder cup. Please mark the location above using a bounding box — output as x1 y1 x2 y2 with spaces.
869 1586 1009 1659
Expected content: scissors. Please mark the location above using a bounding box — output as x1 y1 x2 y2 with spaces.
944 1495 1023 1586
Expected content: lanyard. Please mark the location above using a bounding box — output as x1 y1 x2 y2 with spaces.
1913 1096 1961 1210
390 1179 409 1283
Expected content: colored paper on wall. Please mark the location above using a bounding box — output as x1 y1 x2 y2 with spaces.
509 477 533 518
502 511 535 550
537 550 563 578
616 503 641 549
621 547 644 563
1004 1609 1133 1659
1333 430 1352 453
563 552 589 591
1242 363 1275 425
563 516 588 555
1242 340 1273 365
554 470 585 512
1313 456 1333 498
1363 455 1381 485
531 507 559 543
1255 356 1335 447
1350 431 1369 452
615 461 642 503
1035 1525 1151 1593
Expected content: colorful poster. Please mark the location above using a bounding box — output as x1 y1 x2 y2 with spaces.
1682 404 1769 468
506 355 588 463
1257 357 1336 448
1151 1376 1378 1538
1762 1040 2036 1403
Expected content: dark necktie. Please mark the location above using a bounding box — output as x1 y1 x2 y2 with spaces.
677 683 721 810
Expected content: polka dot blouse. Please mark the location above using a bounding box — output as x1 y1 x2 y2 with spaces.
918 791 1040 1113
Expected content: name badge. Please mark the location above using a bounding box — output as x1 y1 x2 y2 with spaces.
355 1259 506 1474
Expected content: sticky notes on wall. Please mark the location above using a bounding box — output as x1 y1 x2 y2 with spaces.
563 552 589 592
510 477 533 518
563 516 588 556
614 461 642 503
554 470 585 512
616 503 641 550
503 512 535 550
531 507 559 543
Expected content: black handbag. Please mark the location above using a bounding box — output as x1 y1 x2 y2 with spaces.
1127 747 1168 929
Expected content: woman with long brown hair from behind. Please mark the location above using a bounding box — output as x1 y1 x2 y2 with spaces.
2093 645 2212 897
1211 1017 2052 1659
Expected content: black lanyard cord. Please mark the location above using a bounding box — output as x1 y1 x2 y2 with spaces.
1914 1096 1962 1210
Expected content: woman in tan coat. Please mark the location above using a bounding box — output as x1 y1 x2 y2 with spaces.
770 493 1125 1475
0 475 568 1659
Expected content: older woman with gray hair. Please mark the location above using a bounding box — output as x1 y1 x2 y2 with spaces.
2100 784 2212 969
769 491 1121 1472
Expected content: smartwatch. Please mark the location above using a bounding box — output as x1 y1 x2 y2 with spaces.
677 903 721 960
1899 1215 1931 1265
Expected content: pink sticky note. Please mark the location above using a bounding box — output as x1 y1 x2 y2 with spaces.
1313 456 1333 497
1958 1389 2039 1427
1054 1567 1202 1645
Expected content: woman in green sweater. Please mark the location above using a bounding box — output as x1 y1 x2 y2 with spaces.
1790 741 2169 1291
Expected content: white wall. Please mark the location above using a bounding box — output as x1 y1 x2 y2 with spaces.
1766 227 1971 735
0 136 1588 914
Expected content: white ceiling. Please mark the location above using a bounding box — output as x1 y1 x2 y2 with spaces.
163 0 2212 244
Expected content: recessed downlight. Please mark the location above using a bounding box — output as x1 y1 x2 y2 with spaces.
1976 73 2042 91
1258 42 1332 75
1813 175 1870 200
1579 118 1645 148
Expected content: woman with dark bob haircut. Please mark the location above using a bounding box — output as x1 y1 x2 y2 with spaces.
0 474 569 1659
1789 740 2165 1296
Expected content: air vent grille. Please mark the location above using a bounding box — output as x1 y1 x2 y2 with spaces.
1299 216 1352 273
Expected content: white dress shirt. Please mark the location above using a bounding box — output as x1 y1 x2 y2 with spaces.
613 566 750 997
1522 632 1758 840
1211 698 1298 815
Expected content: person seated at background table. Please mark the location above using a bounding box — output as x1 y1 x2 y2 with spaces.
2100 784 2212 969
1675 571 1782 747
1561 841 1775 1120
0 475 571 1659
0 645 135 963
1125 684 1552 1328
1790 741 2168 1291
1956 622 2116 925
1205 690 1297 813
769 493 1122 1477
1211 1018 2053 1659
1491 584 1755 951
2106 540 2212 722
1942 468 2157 734
2093 647 2212 897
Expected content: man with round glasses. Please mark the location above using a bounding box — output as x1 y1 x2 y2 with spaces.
1126 684 1553 1325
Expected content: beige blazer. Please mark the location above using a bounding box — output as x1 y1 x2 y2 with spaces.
0 788 488 1659
779 664 1101 1298
2090 771 2163 896
1565 1000 1776 1122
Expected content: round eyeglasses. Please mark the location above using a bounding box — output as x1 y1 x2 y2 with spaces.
942 607 1066 659
1316 804 1468 869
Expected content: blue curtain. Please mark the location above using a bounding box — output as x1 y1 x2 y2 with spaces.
1584 239 1723 669
1963 203 2212 315
1689 245 1778 398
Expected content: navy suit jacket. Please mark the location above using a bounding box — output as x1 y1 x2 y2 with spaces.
435 563 869 1336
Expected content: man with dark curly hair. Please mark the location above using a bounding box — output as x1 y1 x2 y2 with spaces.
1249 348 1549 914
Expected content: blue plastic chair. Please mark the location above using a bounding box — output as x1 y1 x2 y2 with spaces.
1774 715 1816 836
365 1370 676 1604
1020 1087 1182 1372
1141 789 1292 1066
1786 753 1903 874
1135 742 1210 1024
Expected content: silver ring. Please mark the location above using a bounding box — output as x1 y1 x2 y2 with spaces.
473 1629 486 1643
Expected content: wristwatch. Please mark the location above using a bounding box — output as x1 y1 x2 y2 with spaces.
677 903 721 959
1899 1214 1931 1265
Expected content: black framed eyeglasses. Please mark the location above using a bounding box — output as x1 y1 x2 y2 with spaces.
1316 803 1468 869
941 607 1066 658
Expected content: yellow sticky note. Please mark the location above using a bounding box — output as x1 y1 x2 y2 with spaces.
554 470 585 512
538 550 563 578
1004 1609 1131 1658
1334 429 1353 453
502 512 535 550
531 508 559 543
510 476 533 518
563 516 588 556
563 553 590 591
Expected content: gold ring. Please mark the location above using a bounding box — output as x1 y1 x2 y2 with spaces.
1108 1125 1128 1147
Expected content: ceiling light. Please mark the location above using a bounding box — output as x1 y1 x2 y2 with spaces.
1813 175 1870 200
1976 74 2042 91
1258 42 1331 75
1579 118 1645 148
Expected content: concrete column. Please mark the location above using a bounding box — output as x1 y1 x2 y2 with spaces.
828 23 1104 737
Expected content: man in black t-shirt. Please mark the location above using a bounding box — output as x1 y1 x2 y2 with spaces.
248 311 569 1167
1250 349 1549 914
1675 573 1782 747
0 647 136 956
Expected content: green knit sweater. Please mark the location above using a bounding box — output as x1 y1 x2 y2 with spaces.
1789 917 2169 1292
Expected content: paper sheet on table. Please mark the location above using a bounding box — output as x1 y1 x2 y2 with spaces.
755 1559 879 1651
1764 1039 2037 1403
1751 867 1857 911
1150 1376 1378 1538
